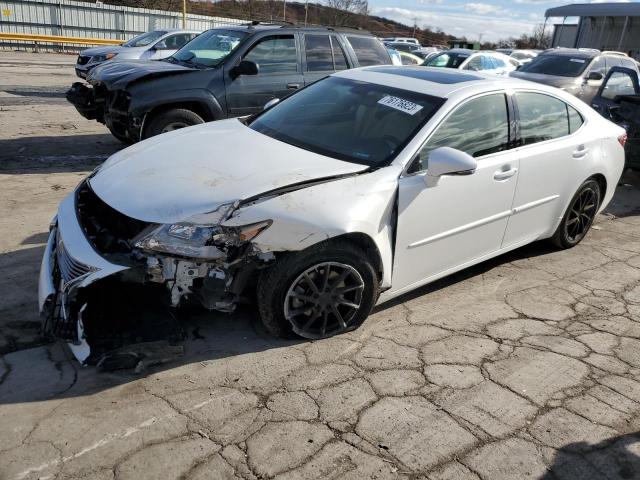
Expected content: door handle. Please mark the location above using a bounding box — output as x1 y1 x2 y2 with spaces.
572 146 589 158
493 168 518 181
287 83 300 90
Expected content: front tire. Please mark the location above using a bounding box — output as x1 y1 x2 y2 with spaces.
257 241 379 339
551 179 601 249
143 108 204 139
108 125 134 145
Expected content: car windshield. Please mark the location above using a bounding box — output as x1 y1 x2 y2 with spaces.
425 52 470 68
123 31 167 48
518 54 591 77
249 76 444 167
172 29 246 67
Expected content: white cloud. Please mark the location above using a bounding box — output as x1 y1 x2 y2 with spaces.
464 3 503 15
370 6 538 42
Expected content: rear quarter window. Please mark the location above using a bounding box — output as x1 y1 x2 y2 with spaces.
346 36 390 66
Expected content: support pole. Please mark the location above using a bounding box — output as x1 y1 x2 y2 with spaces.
182 0 187 29
283 0 286 21
618 16 629 51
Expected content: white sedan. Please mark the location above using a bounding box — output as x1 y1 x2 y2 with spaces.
39 66 626 365
424 49 519 76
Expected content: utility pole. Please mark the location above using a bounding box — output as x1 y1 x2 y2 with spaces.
283 0 286 21
304 0 308 26
182 0 186 28
412 16 418 38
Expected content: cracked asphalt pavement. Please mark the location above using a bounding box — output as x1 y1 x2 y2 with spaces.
2 51 640 480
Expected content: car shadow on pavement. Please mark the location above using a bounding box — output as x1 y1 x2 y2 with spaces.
0 133 122 173
540 431 640 479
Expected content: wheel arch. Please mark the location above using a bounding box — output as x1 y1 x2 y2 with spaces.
325 232 385 283
588 173 607 207
141 100 219 138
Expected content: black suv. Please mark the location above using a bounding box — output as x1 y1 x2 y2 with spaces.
67 23 392 143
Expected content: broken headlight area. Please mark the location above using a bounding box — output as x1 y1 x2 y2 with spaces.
134 219 273 312
134 220 272 259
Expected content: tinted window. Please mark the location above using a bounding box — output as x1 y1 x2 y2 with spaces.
568 105 583 134
601 71 638 100
173 29 246 67
519 54 591 77
245 35 298 73
331 37 349 70
492 56 507 68
413 93 509 171
516 92 569 145
620 58 638 70
464 56 482 71
305 35 333 71
250 77 444 166
347 36 390 66
426 52 470 68
123 31 167 48
589 57 606 76
162 33 193 50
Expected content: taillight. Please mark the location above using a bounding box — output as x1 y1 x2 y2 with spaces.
618 133 627 148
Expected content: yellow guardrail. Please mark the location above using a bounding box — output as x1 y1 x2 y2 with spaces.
0 32 122 46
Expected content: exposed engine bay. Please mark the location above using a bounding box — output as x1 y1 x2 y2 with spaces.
42 180 278 370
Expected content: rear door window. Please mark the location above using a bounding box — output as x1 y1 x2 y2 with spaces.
516 92 570 145
305 35 333 71
346 36 390 66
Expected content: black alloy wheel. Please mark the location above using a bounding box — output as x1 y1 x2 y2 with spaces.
284 262 365 338
551 179 601 249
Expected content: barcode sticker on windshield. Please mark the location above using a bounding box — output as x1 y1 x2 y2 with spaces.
378 95 423 115
570 58 586 63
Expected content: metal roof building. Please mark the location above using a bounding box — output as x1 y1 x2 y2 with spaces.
545 3 640 59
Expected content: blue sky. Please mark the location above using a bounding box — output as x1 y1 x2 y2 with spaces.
369 0 615 43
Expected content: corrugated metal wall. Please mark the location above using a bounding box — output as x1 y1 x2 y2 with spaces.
552 16 640 59
0 0 246 50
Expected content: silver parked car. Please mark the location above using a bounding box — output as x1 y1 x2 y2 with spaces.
510 48 639 104
75 29 200 79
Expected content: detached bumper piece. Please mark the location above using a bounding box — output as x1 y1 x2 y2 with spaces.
66 82 101 121
38 193 185 371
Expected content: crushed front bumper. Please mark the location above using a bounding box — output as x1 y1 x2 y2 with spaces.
38 192 129 363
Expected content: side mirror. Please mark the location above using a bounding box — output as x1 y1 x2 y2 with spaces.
425 147 476 185
154 40 167 50
231 60 259 78
263 98 280 110
587 71 604 81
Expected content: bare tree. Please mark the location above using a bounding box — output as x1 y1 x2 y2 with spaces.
324 0 368 26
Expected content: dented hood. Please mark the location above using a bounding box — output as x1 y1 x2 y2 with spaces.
89 119 368 224
87 59 193 90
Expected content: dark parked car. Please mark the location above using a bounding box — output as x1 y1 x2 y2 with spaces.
592 66 640 170
510 49 639 104
67 23 392 143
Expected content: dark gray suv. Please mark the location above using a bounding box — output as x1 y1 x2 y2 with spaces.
510 48 639 104
67 23 391 143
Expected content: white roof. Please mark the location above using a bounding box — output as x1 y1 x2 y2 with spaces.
335 66 537 98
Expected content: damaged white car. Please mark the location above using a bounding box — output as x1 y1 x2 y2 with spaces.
39 66 626 367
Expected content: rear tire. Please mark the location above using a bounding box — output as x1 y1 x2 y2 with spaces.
143 108 204 139
551 179 601 249
257 240 379 339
